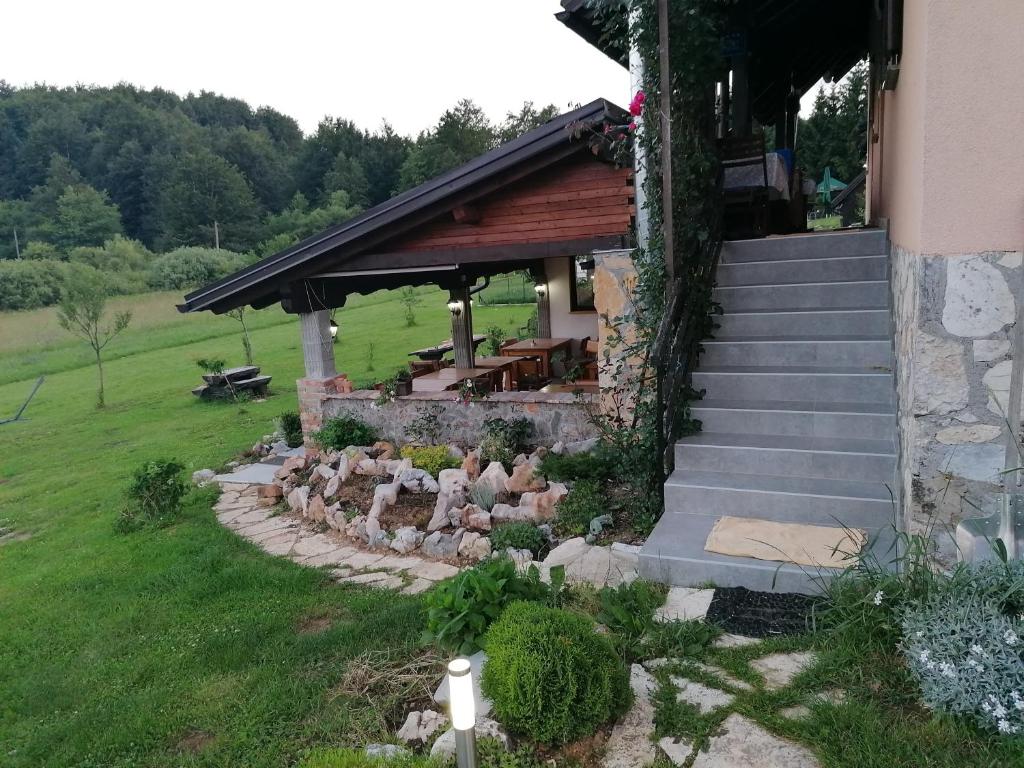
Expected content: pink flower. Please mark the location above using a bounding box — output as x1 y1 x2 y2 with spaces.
629 90 646 116
628 121 637 132
603 124 613 134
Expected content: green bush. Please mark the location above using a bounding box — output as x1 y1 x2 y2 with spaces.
480 417 531 470
422 558 556 654
147 246 249 290
278 412 304 448
491 522 545 558
116 459 188 531
538 448 618 484
399 445 460 478
481 601 631 745
298 748 440 768
313 415 378 451
554 479 605 537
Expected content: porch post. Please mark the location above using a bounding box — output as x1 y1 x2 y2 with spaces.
732 54 751 136
448 286 475 369
629 4 649 251
299 310 336 379
530 265 552 338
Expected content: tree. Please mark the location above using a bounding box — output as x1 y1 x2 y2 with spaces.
50 185 123 250
227 307 254 365
323 152 370 208
399 287 421 327
397 99 498 191
257 190 361 256
797 61 868 187
496 101 560 144
56 271 131 408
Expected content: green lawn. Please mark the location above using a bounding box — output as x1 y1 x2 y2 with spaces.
0 287 531 767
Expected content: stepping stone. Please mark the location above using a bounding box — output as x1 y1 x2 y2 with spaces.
751 651 817 690
670 676 735 714
340 551 386 570
656 587 715 623
300 547 360 567
221 481 257 492
261 531 299 555
373 555 426 572
693 663 754 692
336 571 404 589
291 533 339 558
214 462 279 486
237 517 295 538
658 736 694 767
402 578 435 596
227 510 270 528
216 509 252 525
780 689 846 719
714 633 761 649
602 664 658 768
779 704 811 720
692 713 820 768
406 560 460 581
248 524 300 544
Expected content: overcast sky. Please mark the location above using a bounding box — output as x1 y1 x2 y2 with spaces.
3 0 634 136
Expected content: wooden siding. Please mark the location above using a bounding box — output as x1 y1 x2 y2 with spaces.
384 156 634 252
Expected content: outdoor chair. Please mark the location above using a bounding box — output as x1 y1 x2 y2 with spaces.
409 360 440 376
513 359 546 391
720 132 770 238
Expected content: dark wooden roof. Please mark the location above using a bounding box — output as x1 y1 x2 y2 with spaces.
179 98 629 315
557 0 870 123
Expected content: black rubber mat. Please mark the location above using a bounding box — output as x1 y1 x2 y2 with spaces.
705 587 823 638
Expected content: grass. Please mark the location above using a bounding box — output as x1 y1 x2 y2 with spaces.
0 285 531 767
807 214 842 231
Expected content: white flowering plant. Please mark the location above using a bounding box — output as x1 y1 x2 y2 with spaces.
902 560 1024 737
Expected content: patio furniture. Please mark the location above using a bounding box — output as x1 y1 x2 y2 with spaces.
721 133 773 238
409 360 441 376
513 358 547 391
474 355 525 391
409 335 487 362
499 338 573 379
410 367 501 394
192 367 271 400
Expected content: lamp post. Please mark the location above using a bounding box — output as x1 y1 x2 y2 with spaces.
447 298 464 317
329 316 338 343
533 282 547 300
447 657 478 768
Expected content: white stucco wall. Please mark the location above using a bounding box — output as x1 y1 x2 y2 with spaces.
544 256 598 348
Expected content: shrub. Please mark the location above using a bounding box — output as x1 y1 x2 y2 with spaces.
422 558 557 654
485 325 507 355
468 482 497 512
399 445 460 478
0 259 74 310
480 417 531 470
147 246 248 290
902 560 1024 736
116 459 187 531
597 579 666 647
491 522 545 558
481 601 631 745
278 412 304 448
313 415 377 450
538 448 618 484
554 479 604 537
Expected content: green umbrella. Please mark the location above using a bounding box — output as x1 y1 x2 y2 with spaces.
817 167 847 204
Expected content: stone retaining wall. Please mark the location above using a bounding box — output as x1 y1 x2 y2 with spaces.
319 390 601 447
893 244 1024 563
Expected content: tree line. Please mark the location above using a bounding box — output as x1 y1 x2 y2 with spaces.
0 82 557 309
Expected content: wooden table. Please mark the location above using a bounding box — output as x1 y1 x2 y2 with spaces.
499 338 573 378
473 355 525 390
411 367 500 393
409 335 487 361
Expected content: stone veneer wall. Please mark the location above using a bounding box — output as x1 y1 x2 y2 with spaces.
592 248 640 421
319 390 600 447
892 244 1024 564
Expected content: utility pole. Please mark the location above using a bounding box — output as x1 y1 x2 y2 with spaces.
13 227 20 259
658 0 674 284
213 220 220 250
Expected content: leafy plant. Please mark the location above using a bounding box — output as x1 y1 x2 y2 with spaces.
538 448 618 484
399 445 460 478
596 579 666 648
641 619 721 660
422 558 560 654
399 286 422 327
485 325 507 355
278 412 304 448
313 415 377 450
481 601 631 745
553 479 604 537
468 482 497 512
116 459 187 532
480 417 531 470
490 522 545 558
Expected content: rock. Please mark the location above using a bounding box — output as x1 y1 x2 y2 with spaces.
192 469 216 486
355 458 384 476
422 529 465 559
448 445 465 459
504 547 533 566
519 481 568 521
396 711 422 743
670 676 734 714
307 494 326 523
512 453 529 467
431 717 508 760
589 513 613 537
372 441 395 460
942 255 1015 337
367 530 392 550
659 736 694 766
465 508 492 531
656 587 715 622
543 537 590 566
1000 251 1024 269
336 453 351 482
325 502 344 530
505 463 546 494
461 450 481 481
935 424 1002 444
940 442 1005 483
438 468 471 496
551 441 565 454
282 455 307 474
751 651 817 690
913 331 970 416
313 464 336 481
984 359 1018 416
369 481 400 517
258 483 283 500
690 713 820 768
713 633 760 649
459 531 492 561
398 468 439 494
974 339 1010 362
601 664 658 768
365 744 408 759
427 494 454 532
287 486 310 515
269 439 290 454
397 709 448 744
385 458 414 476
477 461 510 496
346 514 369 544
391 526 425 554
490 503 537 523
324 474 341 499
565 437 600 454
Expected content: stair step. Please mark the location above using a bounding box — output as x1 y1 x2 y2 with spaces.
717 255 887 287
692 399 895 440
702 337 892 368
639 511 898 594
663 469 895 528
693 366 895 404
674 432 896 482
715 280 890 311
722 229 887 263
716 308 890 337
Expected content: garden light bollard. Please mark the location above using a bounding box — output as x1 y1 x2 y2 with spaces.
447 657 478 768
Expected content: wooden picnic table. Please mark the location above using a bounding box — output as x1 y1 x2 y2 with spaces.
409 335 487 361
473 355 526 390
499 338 573 378
411 367 500 393
201 365 259 385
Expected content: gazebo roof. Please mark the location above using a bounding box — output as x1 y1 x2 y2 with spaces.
179 98 630 315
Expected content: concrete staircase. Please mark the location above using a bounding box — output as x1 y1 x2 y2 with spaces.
639 229 897 594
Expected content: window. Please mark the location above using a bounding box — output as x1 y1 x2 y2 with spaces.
568 255 596 312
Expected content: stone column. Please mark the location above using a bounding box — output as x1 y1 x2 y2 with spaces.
299 310 336 379
448 287 475 369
